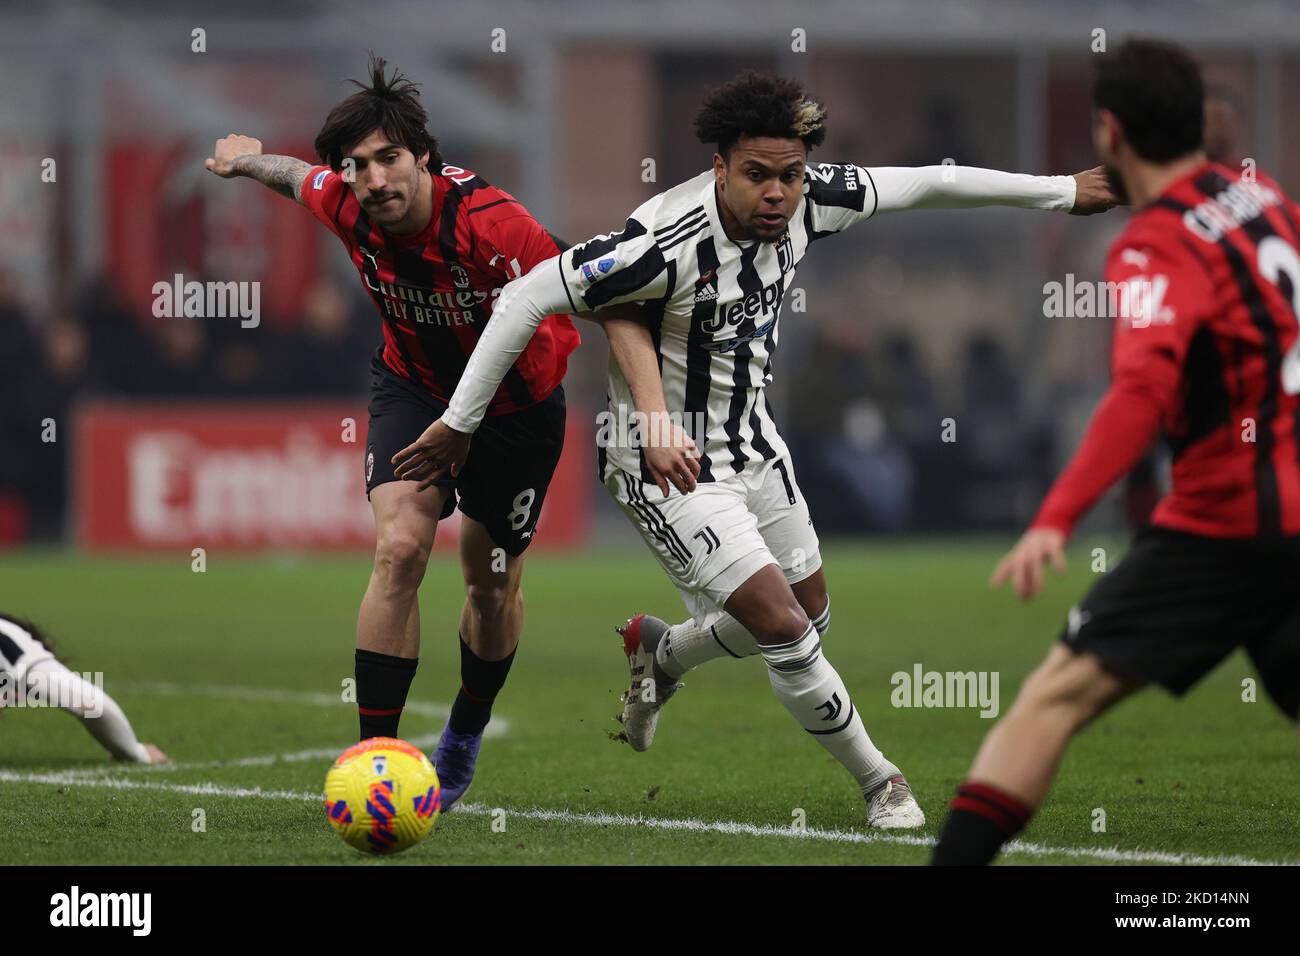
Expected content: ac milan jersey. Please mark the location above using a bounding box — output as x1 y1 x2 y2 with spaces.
302 163 579 415
1034 162 1300 538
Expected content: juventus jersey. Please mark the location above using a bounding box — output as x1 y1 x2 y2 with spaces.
565 167 869 481
442 162 1076 481
0 615 53 685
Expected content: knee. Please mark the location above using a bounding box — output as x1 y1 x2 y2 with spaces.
801 590 830 631
465 579 520 624
374 532 432 593
749 596 810 645
1011 653 1104 731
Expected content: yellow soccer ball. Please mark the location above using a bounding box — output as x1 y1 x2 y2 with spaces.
324 737 441 854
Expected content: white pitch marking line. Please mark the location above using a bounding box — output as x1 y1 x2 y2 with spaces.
79 733 444 775
0 770 1290 867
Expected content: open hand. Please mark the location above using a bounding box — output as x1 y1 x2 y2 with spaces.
990 526 1067 600
643 421 701 496
392 419 472 491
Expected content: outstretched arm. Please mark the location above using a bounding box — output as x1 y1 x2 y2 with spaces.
990 380 1166 600
25 659 168 764
869 164 1116 216
205 134 313 204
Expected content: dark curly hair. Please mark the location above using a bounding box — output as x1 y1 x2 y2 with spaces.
694 71 827 160
1094 39 1203 162
314 52 442 173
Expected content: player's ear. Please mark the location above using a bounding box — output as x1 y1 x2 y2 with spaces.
713 152 727 189
415 150 430 172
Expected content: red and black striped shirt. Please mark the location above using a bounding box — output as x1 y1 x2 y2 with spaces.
302 162 579 415
1035 162 1300 538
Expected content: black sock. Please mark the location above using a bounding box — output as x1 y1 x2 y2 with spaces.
447 634 516 736
931 781 1033 865
355 648 418 741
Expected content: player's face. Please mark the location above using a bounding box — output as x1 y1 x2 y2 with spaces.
715 137 806 242
343 130 429 227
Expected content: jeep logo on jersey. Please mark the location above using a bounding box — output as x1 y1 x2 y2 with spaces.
701 279 786 335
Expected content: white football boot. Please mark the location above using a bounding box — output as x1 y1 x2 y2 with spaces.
865 774 926 829
615 614 681 752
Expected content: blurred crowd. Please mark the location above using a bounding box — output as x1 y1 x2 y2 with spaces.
0 269 378 540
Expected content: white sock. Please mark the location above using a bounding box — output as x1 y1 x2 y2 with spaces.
759 623 898 795
656 596 831 680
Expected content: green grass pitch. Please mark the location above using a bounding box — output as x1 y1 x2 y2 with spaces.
0 540 1295 865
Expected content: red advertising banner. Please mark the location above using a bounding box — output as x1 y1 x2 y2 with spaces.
75 402 592 552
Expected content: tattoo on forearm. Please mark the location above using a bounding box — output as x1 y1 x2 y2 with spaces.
231 154 312 202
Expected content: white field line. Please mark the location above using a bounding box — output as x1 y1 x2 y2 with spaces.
0 769 1290 867
113 681 509 738
75 733 443 775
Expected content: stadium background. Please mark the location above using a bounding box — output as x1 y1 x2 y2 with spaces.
2 0 1298 549
2 0 1300 868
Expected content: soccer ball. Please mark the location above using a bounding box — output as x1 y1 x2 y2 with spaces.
324 737 441 854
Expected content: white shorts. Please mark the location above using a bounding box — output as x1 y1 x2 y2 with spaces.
607 455 822 628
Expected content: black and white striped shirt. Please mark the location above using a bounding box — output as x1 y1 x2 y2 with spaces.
443 162 1076 483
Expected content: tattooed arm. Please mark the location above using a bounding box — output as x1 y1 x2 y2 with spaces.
205 134 313 204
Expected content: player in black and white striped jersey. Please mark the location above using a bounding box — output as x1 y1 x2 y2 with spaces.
395 72 1116 829
0 613 167 764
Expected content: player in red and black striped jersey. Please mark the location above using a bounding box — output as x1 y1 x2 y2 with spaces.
205 55 580 808
299 150 577 416
934 40 1300 865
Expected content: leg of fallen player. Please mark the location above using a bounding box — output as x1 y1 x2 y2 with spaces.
932 644 1141 864
433 515 525 810
355 481 447 740
723 564 924 829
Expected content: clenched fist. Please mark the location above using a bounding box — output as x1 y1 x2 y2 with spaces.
205 134 263 178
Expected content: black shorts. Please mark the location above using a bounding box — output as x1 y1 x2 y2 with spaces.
364 350 566 556
1061 526 1300 718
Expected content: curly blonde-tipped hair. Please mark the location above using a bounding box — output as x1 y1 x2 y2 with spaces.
694 72 828 158
790 98 827 138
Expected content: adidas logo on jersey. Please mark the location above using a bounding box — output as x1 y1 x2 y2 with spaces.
694 285 718 303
